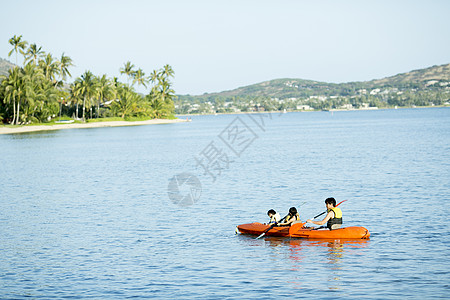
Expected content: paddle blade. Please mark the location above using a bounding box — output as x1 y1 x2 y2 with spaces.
255 232 266 239
289 222 305 236
255 222 278 239
336 200 347 207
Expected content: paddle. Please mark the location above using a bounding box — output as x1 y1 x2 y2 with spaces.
311 199 347 220
255 214 288 239
289 200 346 236
289 221 306 236
256 201 345 239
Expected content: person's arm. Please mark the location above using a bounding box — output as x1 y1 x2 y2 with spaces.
278 217 292 226
275 213 281 222
280 215 301 226
307 211 334 225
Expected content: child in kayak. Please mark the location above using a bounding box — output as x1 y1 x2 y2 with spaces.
306 197 342 230
278 207 301 226
267 209 281 224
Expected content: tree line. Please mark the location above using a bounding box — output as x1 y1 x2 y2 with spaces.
0 34 176 125
176 89 449 114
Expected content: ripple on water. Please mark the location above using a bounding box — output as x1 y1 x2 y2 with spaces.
0 108 449 299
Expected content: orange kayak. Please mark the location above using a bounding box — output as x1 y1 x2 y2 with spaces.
237 222 370 239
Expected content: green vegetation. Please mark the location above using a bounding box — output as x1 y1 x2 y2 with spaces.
176 64 450 114
0 34 176 125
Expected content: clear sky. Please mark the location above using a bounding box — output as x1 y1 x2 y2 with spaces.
1 0 449 95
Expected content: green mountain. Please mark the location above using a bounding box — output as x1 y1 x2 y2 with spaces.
176 63 450 113
368 63 450 87
0 57 15 77
184 63 450 99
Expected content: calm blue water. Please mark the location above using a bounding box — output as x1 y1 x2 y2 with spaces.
1 108 449 299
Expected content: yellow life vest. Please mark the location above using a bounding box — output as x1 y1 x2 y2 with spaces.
327 207 342 229
329 207 342 218
286 213 300 223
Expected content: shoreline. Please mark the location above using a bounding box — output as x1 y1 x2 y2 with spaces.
178 105 449 116
1 106 447 135
0 118 188 135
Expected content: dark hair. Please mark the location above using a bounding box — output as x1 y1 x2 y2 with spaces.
325 197 336 207
267 209 276 216
288 207 297 215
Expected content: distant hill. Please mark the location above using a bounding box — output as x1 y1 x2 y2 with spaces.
180 63 450 100
367 64 450 87
0 57 15 77
176 63 450 113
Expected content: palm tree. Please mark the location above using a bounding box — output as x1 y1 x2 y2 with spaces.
147 96 165 118
161 64 175 79
35 82 58 122
2 67 25 124
69 82 83 120
132 68 149 88
1 67 18 124
8 35 28 66
1 59 62 124
145 66 176 118
95 74 115 118
59 53 73 82
120 61 136 86
74 70 97 121
22 62 46 122
112 87 141 119
149 70 159 85
39 53 60 84
158 78 175 104
112 76 123 90
24 43 45 65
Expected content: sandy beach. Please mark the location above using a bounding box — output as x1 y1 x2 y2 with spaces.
0 118 188 135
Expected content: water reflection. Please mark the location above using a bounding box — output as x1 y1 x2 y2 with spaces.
237 235 370 290
258 236 369 249
293 239 369 290
6 130 61 139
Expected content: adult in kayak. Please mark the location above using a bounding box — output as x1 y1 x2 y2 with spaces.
267 209 281 224
278 207 301 226
306 198 342 230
